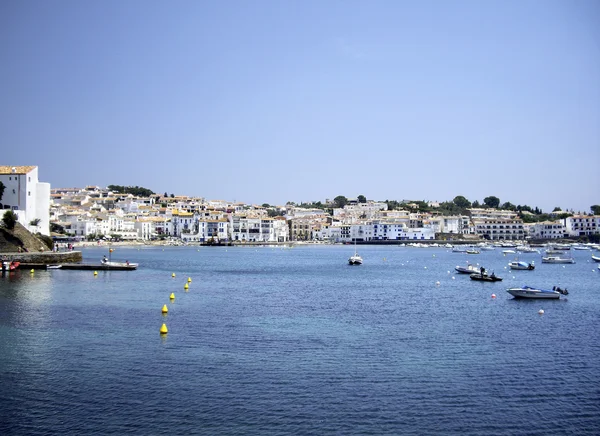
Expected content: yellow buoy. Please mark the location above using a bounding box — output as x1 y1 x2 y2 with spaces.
187 277 192 283
94 271 98 276
170 292 175 300
109 248 114 253
162 304 168 314
30 269 35 273
184 283 189 290
172 273 176 278
160 323 168 334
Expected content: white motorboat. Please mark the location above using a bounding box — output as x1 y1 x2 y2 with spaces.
517 246 539 254
508 260 535 270
479 245 495 251
502 249 516 254
507 286 568 299
592 254 600 263
46 265 63 269
455 263 482 274
541 256 575 264
572 245 591 251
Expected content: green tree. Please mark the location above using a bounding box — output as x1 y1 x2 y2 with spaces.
334 195 348 208
2 210 18 229
29 218 41 226
591 205 600 215
501 202 516 211
472 200 480 208
170 193 175 198
453 195 471 209
552 206 562 212
262 203 271 208
357 195 367 203
483 196 500 208
0 181 5 201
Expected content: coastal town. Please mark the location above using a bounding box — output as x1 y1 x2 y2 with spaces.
1 165 599 246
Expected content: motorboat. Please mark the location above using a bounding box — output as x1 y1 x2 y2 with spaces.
591 254 600 262
470 272 502 282
452 246 467 253
479 245 495 251
572 245 591 251
466 249 480 254
507 286 568 299
102 260 138 268
502 249 516 254
509 260 535 270
546 249 568 255
517 246 539 254
542 256 575 264
455 263 482 274
47 265 63 269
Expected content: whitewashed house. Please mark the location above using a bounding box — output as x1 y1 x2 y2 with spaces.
0 165 51 235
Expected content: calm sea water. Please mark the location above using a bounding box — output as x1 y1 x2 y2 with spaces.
1 245 599 435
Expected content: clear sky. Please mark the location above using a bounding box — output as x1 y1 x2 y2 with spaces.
1 0 598 213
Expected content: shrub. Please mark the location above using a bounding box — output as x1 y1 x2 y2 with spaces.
2 210 17 229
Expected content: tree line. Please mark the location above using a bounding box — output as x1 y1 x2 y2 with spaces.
107 185 155 197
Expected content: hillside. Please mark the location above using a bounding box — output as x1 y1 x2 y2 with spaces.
0 221 52 253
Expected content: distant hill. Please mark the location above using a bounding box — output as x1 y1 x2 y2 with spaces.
0 221 53 253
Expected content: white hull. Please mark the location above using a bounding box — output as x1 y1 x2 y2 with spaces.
507 287 561 299
542 257 575 264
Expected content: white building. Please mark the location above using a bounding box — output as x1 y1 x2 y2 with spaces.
525 221 566 239
563 215 600 237
0 165 51 235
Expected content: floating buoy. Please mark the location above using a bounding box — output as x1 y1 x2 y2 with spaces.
30 269 35 273
435 281 440 286
160 323 168 334
447 271 450 274
170 292 175 300
161 304 168 314
538 309 544 315
491 294 496 299
94 271 98 276
184 283 189 290
172 273 176 278
424 266 427 269
452 276 455 280
109 249 114 253
187 277 192 283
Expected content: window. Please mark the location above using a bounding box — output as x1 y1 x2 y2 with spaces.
28 191 31 196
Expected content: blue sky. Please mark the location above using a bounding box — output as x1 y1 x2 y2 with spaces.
1 0 598 213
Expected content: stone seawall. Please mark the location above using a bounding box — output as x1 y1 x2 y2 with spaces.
1 251 83 264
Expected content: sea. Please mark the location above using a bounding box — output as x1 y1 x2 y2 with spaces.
1 244 599 435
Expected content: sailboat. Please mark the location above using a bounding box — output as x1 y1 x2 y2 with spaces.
348 240 363 265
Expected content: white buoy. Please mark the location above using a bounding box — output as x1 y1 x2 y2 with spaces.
435 281 440 286
491 294 496 299
452 276 455 280
538 309 544 315
447 270 450 274
424 266 427 269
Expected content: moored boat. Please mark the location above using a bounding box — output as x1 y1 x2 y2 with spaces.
470 272 502 282
542 256 575 264
455 263 481 274
591 254 600 262
509 260 535 270
507 285 568 299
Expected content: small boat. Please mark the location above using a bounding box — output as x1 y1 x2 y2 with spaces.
466 249 480 254
507 286 568 299
479 245 495 251
470 272 502 282
47 265 63 269
348 241 362 265
591 254 600 262
1 260 20 272
572 245 591 251
509 260 535 270
546 249 568 255
542 256 575 264
455 263 482 274
502 249 516 254
517 246 539 254
452 247 467 253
